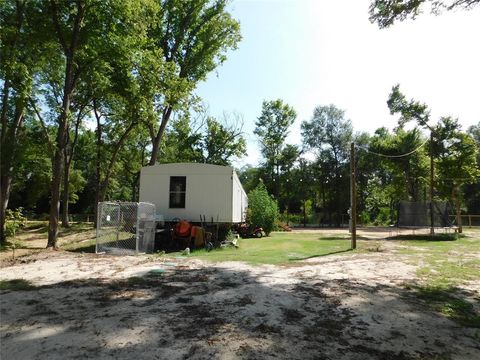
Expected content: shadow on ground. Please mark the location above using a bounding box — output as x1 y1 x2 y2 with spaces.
1 263 479 360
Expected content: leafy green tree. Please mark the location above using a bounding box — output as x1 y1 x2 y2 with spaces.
160 115 204 163
301 104 352 226
369 0 480 28
146 0 241 165
247 182 279 236
369 127 429 202
0 0 48 244
8 120 53 215
238 165 262 194
387 85 480 231
43 0 155 246
64 0 158 229
278 144 300 214
160 111 246 165
464 123 480 214
435 118 479 232
289 159 316 226
254 99 297 199
202 115 246 165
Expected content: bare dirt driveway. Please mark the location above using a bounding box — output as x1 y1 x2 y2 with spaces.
1 229 479 359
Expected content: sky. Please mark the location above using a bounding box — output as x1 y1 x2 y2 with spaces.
195 0 480 167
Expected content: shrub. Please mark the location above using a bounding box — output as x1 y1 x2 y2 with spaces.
247 182 279 236
5 207 27 238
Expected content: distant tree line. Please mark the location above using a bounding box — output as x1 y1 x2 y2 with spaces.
240 90 480 230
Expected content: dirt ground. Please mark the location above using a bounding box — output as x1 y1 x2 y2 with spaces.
1 229 479 359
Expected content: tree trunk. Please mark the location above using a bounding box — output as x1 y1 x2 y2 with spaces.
47 0 85 248
0 175 12 245
48 144 65 248
148 106 172 166
303 199 307 228
0 78 11 246
61 149 71 227
452 186 463 234
0 2 26 245
48 61 74 248
0 107 24 245
60 106 82 228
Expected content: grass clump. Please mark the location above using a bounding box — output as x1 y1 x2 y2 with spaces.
63 238 96 253
413 284 480 328
0 279 36 291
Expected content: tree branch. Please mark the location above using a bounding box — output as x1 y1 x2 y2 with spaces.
29 98 55 157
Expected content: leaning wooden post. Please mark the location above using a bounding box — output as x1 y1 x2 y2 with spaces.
429 131 435 235
350 142 357 249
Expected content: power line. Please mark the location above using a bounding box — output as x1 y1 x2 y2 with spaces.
356 138 429 158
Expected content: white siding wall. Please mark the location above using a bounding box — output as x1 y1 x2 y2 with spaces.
232 170 248 222
139 163 242 223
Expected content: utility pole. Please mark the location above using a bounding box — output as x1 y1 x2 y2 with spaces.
350 142 357 249
429 131 434 235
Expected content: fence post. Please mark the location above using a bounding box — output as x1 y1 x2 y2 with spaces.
95 203 101 253
116 204 120 248
350 142 357 250
135 203 140 255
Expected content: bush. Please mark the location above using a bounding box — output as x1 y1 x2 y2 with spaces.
247 182 279 236
5 207 27 238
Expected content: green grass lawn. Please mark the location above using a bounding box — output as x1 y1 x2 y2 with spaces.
395 236 480 286
393 235 480 328
184 232 352 265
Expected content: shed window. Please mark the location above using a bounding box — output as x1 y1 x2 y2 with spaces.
169 176 186 208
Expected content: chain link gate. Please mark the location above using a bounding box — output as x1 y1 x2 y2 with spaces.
96 202 156 255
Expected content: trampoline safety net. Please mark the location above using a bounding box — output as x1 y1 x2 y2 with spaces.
397 201 451 228
96 202 156 255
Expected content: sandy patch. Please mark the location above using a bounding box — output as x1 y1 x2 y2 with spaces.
1 248 479 360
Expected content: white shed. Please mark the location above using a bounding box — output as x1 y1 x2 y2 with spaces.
139 163 248 223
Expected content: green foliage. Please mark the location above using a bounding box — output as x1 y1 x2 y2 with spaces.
254 99 297 199
436 120 479 188
147 0 242 164
0 279 36 291
368 127 429 202
414 284 480 328
5 208 27 238
238 165 262 194
203 115 247 165
369 0 480 28
247 182 280 236
301 104 353 225
160 110 247 165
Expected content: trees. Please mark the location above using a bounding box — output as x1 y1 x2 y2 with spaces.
202 114 246 165
386 85 479 231
464 123 480 214
435 118 479 233
369 0 480 28
1 1 243 246
254 99 297 199
42 0 163 246
160 111 247 165
0 0 48 245
301 104 353 226
146 0 241 166
247 182 279 236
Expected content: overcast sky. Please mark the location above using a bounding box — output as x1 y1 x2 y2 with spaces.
195 0 480 167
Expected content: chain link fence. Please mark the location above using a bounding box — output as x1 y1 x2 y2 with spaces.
96 202 156 255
